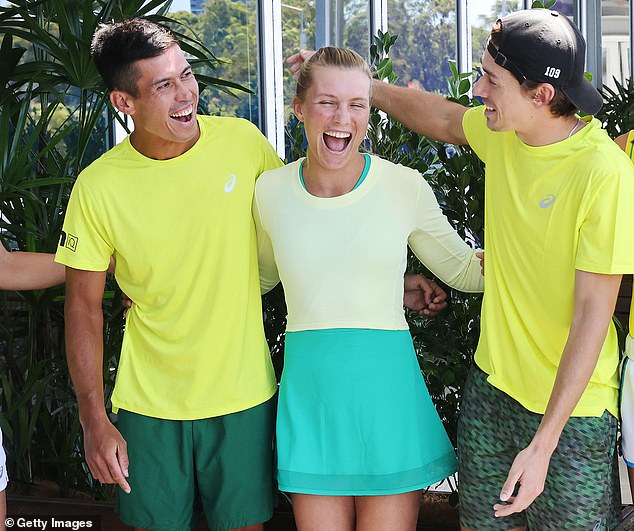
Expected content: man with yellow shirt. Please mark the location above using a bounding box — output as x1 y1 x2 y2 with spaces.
55 19 282 531
299 9 634 531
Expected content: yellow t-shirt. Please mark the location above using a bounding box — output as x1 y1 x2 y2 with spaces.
463 106 634 417
56 116 282 420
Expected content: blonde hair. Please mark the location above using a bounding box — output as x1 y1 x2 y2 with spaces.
296 47 373 101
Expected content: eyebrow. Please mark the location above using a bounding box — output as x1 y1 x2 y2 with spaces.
315 92 369 101
152 66 192 87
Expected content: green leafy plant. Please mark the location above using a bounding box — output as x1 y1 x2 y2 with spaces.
365 33 484 465
597 77 634 138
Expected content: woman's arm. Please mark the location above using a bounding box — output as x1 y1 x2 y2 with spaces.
408 180 484 293
252 194 280 295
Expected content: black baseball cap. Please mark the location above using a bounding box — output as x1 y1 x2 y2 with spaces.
486 9 602 114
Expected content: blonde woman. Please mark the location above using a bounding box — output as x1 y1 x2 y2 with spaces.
254 47 483 530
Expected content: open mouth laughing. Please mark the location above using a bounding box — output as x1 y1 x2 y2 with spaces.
323 130 352 153
170 104 194 123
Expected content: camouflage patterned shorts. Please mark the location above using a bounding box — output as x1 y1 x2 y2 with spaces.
457 366 620 531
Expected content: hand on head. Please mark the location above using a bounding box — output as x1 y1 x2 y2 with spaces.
286 50 315 80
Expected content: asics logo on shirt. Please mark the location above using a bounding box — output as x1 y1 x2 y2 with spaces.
539 194 556 208
224 174 237 193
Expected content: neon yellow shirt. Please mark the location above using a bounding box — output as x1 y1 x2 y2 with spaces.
56 116 282 420
463 106 634 416
254 155 483 332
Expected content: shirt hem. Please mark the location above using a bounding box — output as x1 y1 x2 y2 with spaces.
478 364 618 418
286 323 410 332
111 383 277 420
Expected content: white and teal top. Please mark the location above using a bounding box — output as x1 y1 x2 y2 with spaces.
254 154 483 331
253 154 484 495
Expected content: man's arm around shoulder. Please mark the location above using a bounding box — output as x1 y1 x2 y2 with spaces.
65 267 130 493
371 80 469 145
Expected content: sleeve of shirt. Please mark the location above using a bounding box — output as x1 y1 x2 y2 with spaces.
576 164 634 274
408 176 484 293
462 106 489 163
246 121 283 175
253 179 280 294
54 176 113 271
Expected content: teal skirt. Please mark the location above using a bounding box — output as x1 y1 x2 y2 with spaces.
276 329 456 495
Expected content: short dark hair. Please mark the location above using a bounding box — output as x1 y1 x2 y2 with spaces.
489 18 578 117
91 18 179 96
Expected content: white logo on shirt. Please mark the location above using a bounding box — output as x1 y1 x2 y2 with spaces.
539 194 556 208
224 174 237 193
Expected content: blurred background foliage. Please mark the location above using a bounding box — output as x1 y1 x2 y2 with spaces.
369 32 484 457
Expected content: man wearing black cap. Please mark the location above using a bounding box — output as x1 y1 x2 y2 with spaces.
296 8 634 531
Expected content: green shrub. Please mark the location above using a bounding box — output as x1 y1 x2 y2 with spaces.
369 32 484 455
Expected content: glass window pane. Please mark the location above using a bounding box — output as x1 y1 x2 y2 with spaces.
469 0 524 68
194 0 262 128
387 0 457 94
341 0 370 56
602 0 630 91
282 1 316 120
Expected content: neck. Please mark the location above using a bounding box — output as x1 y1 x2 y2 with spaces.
516 114 584 147
130 124 200 160
302 153 366 198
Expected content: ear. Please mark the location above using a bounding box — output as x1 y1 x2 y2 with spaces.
292 96 304 122
530 83 556 107
109 90 136 116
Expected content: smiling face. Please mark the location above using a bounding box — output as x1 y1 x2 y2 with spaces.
293 65 370 176
473 49 534 133
110 44 199 160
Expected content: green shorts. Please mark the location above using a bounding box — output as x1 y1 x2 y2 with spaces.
115 396 276 531
458 367 620 531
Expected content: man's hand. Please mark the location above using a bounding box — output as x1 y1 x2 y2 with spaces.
83 416 131 493
476 250 484 276
286 50 315 79
493 442 552 517
404 273 448 317
121 292 132 317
